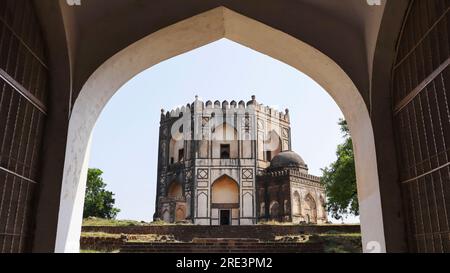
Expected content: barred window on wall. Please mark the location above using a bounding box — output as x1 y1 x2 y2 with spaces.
392 0 450 253
0 0 49 253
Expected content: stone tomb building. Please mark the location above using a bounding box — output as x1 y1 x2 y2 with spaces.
155 96 327 225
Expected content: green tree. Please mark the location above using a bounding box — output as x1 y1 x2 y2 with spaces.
83 168 120 219
321 119 358 220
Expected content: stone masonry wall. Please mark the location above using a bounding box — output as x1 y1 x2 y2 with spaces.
82 225 360 242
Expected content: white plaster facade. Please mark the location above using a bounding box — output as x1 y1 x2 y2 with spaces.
155 96 291 226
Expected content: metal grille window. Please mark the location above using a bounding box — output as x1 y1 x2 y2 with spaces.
0 0 48 253
392 0 450 252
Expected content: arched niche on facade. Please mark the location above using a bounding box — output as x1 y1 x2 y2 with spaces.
167 180 183 199
211 175 239 205
304 193 317 223
293 191 302 216
269 201 280 218
162 209 170 222
319 195 327 220
175 206 186 222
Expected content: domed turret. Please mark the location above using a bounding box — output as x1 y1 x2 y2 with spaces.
270 151 307 170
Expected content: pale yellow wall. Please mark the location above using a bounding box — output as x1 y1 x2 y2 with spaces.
241 139 252 158
199 140 209 158
257 131 264 160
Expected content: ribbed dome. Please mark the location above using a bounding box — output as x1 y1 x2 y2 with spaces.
270 151 306 169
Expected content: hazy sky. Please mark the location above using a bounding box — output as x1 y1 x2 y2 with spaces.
88 38 358 223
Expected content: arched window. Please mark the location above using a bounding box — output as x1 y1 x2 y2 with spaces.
220 144 230 159
284 200 289 214
260 202 266 216
304 194 317 223
293 191 301 215
270 201 280 218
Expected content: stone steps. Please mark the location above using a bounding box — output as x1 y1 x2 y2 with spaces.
120 238 324 253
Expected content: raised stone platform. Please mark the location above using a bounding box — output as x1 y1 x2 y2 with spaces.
81 225 360 253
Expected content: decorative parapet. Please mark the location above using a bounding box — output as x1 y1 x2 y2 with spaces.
160 95 290 122
261 167 322 184
159 95 291 144
288 169 321 183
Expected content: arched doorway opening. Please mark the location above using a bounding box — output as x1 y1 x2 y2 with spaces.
160 180 186 223
56 7 384 252
211 175 239 226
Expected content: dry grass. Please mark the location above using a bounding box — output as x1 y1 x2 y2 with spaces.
80 232 122 238
318 231 362 253
82 217 193 227
80 232 177 243
82 217 147 227
257 220 297 226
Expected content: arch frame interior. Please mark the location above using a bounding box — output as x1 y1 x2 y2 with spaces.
56 6 385 253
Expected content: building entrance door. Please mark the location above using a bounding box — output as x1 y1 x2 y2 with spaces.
220 210 231 225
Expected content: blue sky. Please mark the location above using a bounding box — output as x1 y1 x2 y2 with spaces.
88 38 358 223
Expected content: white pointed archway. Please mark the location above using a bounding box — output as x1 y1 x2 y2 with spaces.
56 6 385 253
